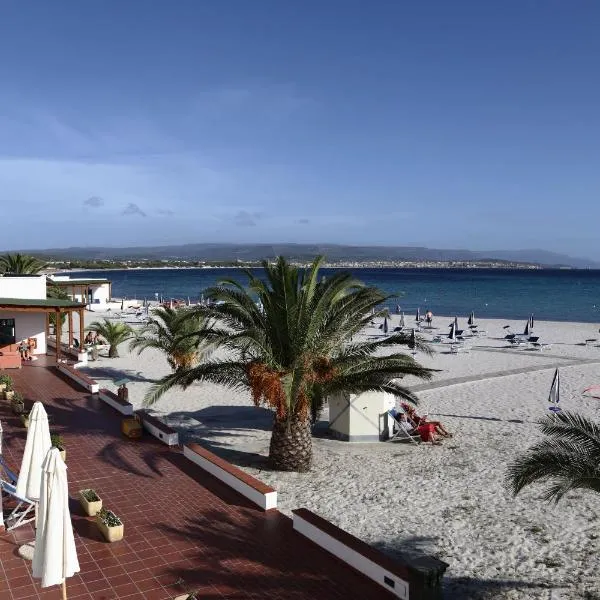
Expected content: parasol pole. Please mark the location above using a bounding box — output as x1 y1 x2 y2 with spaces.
62 580 67 600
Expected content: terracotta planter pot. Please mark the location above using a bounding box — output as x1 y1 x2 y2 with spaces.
0 384 6 393
5 390 15 401
79 490 102 516
11 399 23 414
20 414 29 429
96 516 123 542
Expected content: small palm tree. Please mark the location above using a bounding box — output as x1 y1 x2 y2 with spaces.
87 320 133 358
506 411 600 503
129 306 213 371
145 256 433 472
0 253 47 274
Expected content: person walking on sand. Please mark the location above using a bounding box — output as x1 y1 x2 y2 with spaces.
425 310 433 328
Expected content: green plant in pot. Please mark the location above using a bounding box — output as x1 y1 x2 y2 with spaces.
79 488 103 516
11 391 24 414
20 409 30 429
2 375 15 401
51 433 66 461
96 508 123 542
0 374 13 395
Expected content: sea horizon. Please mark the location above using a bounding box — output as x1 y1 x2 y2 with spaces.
59 267 600 324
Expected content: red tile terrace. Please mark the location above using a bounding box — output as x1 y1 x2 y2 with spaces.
0 359 409 600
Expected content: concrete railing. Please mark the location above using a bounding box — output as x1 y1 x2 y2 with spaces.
184 443 277 511
56 364 99 394
136 410 179 446
292 509 448 600
98 389 134 416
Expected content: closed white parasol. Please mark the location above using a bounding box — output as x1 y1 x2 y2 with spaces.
32 447 80 597
16 402 52 502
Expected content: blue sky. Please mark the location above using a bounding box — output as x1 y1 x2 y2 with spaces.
1 1 599 258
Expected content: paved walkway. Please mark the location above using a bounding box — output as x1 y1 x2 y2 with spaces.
0 361 392 600
412 349 600 392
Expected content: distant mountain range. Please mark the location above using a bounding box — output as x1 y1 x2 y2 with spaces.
10 243 600 269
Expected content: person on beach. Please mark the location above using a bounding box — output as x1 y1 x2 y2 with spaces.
84 332 95 345
401 403 452 438
425 310 433 328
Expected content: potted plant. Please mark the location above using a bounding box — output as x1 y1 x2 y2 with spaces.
11 391 24 414
20 410 30 429
0 374 12 395
79 488 102 516
51 433 66 462
96 508 123 542
3 376 15 401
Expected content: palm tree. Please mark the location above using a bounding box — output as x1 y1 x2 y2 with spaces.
47 283 70 328
506 411 600 503
87 320 133 358
0 253 47 274
129 306 213 371
145 256 434 472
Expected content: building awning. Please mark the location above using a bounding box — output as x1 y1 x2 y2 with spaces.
0 298 86 312
48 279 110 286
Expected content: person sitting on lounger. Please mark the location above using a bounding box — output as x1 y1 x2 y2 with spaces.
401 403 452 438
416 418 443 444
18 339 30 361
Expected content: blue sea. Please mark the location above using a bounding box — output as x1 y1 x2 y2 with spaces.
62 268 600 323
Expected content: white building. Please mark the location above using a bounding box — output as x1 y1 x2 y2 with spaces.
328 392 396 442
0 274 86 366
48 275 112 307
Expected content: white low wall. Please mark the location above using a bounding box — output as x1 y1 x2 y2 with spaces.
57 364 99 393
293 511 409 599
98 390 133 415
138 415 178 446
183 445 277 510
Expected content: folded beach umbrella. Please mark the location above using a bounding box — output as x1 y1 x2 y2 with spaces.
120 299 124 311
383 316 389 335
529 314 534 330
400 312 405 328
468 311 474 326
454 316 459 330
415 308 420 322
33 447 80 596
548 368 561 413
200 293 205 305
524 320 530 336
448 323 456 341
16 402 52 502
187 296 191 307
409 328 416 350
396 304 401 314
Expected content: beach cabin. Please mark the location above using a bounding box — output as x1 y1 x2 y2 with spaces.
0 274 86 367
48 275 112 307
328 392 396 441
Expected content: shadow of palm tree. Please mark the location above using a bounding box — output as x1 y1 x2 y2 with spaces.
78 365 155 383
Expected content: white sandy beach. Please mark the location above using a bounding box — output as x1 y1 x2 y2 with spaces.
76 308 600 599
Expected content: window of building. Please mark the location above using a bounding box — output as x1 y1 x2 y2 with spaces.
0 318 16 346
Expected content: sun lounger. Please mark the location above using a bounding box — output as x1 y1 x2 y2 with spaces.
0 479 36 530
0 456 18 485
531 342 552 351
585 339 597 347
450 343 470 354
386 411 421 444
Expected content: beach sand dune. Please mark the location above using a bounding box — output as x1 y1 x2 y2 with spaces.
79 311 600 598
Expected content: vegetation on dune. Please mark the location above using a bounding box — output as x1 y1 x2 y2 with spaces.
144 255 433 473
506 411 600 503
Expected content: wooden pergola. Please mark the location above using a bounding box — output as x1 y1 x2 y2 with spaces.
0 297 87 363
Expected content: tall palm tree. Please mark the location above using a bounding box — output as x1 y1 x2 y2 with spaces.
129 306 213 371
506 412 600 503
145 256 433 472
87 320 133 358
0 253 47 274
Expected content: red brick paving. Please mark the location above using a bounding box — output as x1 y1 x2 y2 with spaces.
0 361 392 599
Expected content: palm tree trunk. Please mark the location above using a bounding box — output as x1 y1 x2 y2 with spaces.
268 417 312 472
108 345 119 358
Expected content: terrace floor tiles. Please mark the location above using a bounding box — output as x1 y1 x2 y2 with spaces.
0 361 394 599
